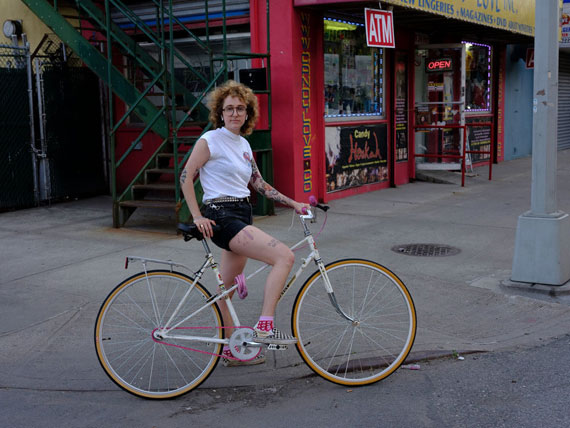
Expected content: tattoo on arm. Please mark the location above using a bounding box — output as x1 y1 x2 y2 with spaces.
250 159 294 206
180 166 199 185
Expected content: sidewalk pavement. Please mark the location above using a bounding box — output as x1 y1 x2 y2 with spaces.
1 150 570 392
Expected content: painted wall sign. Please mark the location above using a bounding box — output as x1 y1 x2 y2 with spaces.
325 125 388 193
364 8 395 48
380 0 535 36
426 58 453 72
300 12 313 193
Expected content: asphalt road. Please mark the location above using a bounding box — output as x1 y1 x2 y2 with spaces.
2 335 569 428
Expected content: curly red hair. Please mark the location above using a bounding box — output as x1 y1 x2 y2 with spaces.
208 80 259 136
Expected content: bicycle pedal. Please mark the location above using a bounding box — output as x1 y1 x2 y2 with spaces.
267 344 288 351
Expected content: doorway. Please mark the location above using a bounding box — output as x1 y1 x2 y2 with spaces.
413 44 466 171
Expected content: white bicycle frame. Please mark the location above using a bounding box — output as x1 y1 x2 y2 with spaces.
125 209 353 349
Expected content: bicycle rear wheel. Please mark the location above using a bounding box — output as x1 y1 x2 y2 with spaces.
95 270 222 399
292 259 416 386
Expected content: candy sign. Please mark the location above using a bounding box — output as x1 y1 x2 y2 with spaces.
364 8 395 48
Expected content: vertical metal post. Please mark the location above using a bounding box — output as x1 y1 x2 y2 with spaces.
488 122 493 180
105 0 118 226
168 0 180 203
461 126 466 187
511 0 570 285
205 0 213 82
25 42 39 204
34 58 50 202
266 0 272 129
222 0 228 81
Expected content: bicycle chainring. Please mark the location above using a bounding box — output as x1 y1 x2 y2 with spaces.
228 328 261 360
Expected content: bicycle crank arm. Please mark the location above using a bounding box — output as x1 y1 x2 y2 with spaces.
242 341 264 347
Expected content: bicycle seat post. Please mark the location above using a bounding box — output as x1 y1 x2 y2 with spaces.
201 238 212 255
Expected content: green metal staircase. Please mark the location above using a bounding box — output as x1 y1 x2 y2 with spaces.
21 0 274 227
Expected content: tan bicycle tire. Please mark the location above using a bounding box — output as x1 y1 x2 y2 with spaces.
292 259 416 386
94 270 223 399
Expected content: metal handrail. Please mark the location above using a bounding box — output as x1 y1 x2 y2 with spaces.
413 122 494 187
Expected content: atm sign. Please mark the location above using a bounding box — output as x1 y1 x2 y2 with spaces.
426 58 453 73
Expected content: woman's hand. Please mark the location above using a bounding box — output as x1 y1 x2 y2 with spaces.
194 216 216 238
292 201 311 215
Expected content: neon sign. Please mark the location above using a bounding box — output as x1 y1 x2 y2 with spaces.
426 58 453 72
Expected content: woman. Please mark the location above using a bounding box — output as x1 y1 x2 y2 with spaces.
180 80 309 366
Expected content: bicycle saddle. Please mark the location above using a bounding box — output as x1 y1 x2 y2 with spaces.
177 223 220 241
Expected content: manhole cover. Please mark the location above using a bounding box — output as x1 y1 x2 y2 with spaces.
391 243 461 257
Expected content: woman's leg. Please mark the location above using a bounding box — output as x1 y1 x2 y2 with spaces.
218 249 248 337
229 225 295 317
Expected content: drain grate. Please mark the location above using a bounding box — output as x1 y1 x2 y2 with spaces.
391 243 461 257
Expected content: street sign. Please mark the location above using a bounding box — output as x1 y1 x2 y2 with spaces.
364 8 395 48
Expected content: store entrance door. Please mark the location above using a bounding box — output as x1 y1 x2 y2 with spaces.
413 44 466 171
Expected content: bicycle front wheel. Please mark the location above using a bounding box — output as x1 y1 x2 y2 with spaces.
95 270 223 399
292 259 416 386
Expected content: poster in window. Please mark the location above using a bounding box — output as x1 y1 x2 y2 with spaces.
395 54 408 162
326 125 388 193
324 53 339 85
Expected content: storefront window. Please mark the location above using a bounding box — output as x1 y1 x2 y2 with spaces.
464 41 492 112
324 18 384 120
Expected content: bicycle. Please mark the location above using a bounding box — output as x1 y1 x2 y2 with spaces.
94 201 417 399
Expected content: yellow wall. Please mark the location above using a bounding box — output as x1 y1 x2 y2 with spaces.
0 1 77 52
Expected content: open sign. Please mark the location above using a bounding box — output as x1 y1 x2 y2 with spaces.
426 58 453 73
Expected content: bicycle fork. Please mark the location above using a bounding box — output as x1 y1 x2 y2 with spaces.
283 233 356 324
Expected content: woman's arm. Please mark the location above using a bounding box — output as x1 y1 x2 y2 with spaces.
250 157 308 213
180 138 216 236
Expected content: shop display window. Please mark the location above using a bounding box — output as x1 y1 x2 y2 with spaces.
324 18 384 120
464 41 492 112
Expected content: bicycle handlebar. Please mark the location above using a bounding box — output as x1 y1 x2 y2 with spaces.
309 195 329 212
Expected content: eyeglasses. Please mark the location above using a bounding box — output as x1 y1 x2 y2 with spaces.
222 106 247 115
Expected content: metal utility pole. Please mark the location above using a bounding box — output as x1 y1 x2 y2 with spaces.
511 0 570 285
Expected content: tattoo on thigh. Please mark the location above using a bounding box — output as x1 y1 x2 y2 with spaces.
243 229 254 240
267 238 278 248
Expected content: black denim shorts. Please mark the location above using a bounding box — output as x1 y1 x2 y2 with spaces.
203 201 253 251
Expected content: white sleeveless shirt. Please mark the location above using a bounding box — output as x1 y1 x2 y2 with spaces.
199 127 253 201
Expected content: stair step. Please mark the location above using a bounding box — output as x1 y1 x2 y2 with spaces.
158 152 186 159
119 200 177 209
132 183 175 191
147 168 175 175
176 136 199 144
165 105 191 111
181 119 210 128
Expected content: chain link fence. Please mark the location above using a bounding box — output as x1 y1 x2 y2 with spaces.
0 44 36 210
0 35 107 211
35 35 107 201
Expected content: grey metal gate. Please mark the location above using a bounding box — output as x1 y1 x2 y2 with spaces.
34 47 107 201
